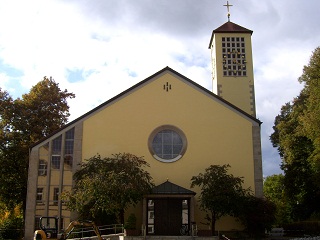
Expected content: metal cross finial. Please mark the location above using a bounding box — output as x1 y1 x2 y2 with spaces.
223 1 233 21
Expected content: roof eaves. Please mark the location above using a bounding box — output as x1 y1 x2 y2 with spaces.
213 21 253 34
30 66 262 149
30 66 172 149
167 68 262 125
152 180 196 195
208 21 253 48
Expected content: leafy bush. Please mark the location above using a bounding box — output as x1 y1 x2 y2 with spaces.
124 213 137 230
0 216 24 240
283 221 320 236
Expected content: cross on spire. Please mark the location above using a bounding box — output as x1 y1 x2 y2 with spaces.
223 1 233 22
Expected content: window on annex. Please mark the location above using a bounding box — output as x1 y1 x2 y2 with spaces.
148 125 187 163
38 160 47 176
64 128 74 169
36 188 44 203
53 188 59 205
51 135 62 169
38 143 49 176
51 156 61 169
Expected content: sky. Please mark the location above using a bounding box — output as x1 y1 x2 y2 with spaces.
0 0 319 177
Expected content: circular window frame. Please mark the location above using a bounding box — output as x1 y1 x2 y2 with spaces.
148 125 187 163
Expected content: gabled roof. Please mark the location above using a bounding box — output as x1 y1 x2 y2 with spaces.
208 21 253 48
151 180 196 195
30 66 262 148
213 21 253 34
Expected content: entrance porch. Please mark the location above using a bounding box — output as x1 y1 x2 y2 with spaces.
142 180 196 236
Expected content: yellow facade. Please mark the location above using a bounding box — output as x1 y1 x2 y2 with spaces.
81 70 260 231
83 72 256 190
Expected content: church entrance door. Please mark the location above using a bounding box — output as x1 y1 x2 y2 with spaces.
147 198 190 236
146 181 195 236
154 199 182 235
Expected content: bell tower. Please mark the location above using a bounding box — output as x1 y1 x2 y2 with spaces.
209 1 256 117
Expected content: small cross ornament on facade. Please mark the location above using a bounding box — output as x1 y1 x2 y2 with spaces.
163 82 172 92
223 1 233 22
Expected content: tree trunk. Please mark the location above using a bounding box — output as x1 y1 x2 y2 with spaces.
119 209 125 224
211 212 216 236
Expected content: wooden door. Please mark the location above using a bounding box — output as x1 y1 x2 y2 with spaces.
154 199 182 235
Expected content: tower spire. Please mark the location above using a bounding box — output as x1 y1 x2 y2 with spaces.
223 1 233 22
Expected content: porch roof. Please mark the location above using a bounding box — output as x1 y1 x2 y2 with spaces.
151 180 196 195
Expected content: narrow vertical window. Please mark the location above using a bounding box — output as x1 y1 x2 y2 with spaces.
38 143 49 175
51 135 62 169
38 160 47 176
36 188 43 202
51 156 61 169
53 188 59 205
64 128 74 169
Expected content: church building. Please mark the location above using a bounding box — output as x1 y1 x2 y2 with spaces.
24 7 263 239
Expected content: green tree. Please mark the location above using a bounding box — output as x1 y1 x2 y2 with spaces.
62 153 154 224
0 215 24 240
270 94 318 221
264 174 284 201
0 77 75 210
190 164 250 235
264 174 290 225
298 47 320 154
296 48 320 219
270 47 320 221
0 204 24 239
